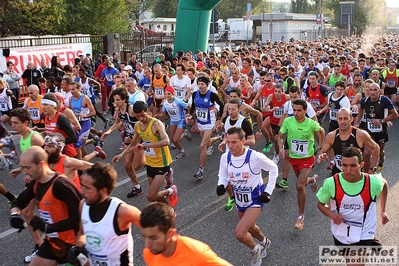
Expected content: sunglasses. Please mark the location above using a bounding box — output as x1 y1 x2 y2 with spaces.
265 79 272 82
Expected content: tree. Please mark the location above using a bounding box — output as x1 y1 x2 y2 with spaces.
149 0 178 18
0 0 64 37
291 0 316 13
215 0 263 20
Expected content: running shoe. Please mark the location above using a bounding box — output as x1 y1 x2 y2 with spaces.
294 215 304 230
184 129 192 142
168 185 178 207
126 187 142 198
7 194 17 205
207 145 214 156
8 136 15 151
24 248 39 263
170 143 176 149
276 179 288 189
92 135 99 146
310 174 318 192
104 118 110 129
7 159 13 169
326 162 334 170
194 169 204 180
377 156 385 171
95 146 107 160
272 154 279 164
260 237 271 258
164 168 174 189
10 150 19 165
250 244 262 266
262 141 273 153
224 196 235 212
118 143 125 151
175 150 186 159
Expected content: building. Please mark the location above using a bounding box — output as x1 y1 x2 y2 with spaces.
251 13 330 42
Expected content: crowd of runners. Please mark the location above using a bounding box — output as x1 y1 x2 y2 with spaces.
0 33 397 265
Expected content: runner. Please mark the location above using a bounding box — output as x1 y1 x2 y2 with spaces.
316 81 350 170
10 146 82 266
317 147 389 246
112 101 178 207
317 108 380 175
147 63 170 116
101 88 146 198
277 99 325 230
217 127 277 266
355 82 398 171
170 63 191 102
69 163 141 266
141 202 232 265
188 76 224 179
156 86 191 159
43 133 106 190
275 86 318 189
216 99 256 212
9 108 45 263
22 85 45 128
69 82 96 159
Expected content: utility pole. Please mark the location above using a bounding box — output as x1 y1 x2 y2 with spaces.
270 0 273 41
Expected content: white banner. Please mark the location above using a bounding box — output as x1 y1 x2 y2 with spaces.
0 42 92 74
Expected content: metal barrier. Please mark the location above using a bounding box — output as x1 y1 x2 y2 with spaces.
18 85 28 105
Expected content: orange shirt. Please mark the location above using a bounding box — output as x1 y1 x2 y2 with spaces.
52 155 81 191
143 235 231 266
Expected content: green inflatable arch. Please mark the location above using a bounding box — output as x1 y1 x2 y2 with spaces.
174 0 222 54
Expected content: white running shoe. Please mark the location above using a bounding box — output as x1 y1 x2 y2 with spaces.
250 244 262 266
260 238 271 258
272 154 279 164
24 248 38 263
206 145 214 156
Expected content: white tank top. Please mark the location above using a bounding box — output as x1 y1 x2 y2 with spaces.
330 174 377 244
80 78 93 98
0 88 12 111
226 149 264 208
82 197 134 266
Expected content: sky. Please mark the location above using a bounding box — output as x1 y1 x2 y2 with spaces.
386 0 399 8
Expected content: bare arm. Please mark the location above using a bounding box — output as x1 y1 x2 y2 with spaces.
83 96 96 118
63 108 82 132
75 200 86 247
379 179 389 224
359 130 380 171
64 157 93 171
318 131 335 163
317 201 343 225
118 203 142 230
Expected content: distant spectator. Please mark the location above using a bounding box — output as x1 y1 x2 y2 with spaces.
21 61 42 87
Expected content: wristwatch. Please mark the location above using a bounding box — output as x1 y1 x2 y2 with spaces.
370 167 377 172
257 129 262 132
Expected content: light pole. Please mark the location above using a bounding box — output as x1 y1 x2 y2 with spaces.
270 0 273 41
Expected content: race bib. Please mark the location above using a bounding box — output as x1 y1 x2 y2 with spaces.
330 109 338 120
291 139 309 156
334 155 342 171
123 122 134 134
386 79 396 88
196 108 208 122
142 141 156 156
367 119 382 133
167 108 180 120
38 210 58 238
29 108 41 120
154 88 164 99
234 187 252 207
335 219 362 244
174 87 185 99
89 254 109 266
105 74 113 82
310 99 320 109
273 107 284 118
0 102 7 111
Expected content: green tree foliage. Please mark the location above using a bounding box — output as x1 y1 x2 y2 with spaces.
215 0 263 20
0 0 64 37
291 0 314 13
324 0 397 33
0 0 140 37
149 0 178 18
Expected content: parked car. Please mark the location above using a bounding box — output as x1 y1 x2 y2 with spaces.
135 44 174 64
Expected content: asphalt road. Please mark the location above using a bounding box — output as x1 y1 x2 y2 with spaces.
0 110 398 266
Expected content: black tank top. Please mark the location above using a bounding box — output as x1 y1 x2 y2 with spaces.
331 127 362 174
118 103 138 134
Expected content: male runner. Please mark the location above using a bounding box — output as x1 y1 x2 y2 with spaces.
141 202 232 265
217 127 277 266
112 101 178 207
277 99 325 230
10 147 82 266
69 163 141 266
317 147 389 246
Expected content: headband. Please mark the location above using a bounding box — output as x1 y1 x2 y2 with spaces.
44 136 65 150
41 99 57 107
